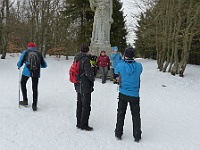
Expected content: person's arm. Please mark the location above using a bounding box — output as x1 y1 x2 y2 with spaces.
41 56 47 68
110 53 115 60
17 50 26 68
83 58 94 82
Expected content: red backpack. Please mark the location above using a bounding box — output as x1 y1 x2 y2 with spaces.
69 60 81 84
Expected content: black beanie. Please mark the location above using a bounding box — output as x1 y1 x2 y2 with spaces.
81 44 89 53
124 46 135 58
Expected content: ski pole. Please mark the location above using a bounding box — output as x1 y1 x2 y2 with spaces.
18 68 21 108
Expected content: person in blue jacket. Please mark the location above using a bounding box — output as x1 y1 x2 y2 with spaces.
110 46 122 84
17 42 47 111
114 46 142 142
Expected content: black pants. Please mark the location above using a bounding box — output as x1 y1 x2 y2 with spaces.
21 75 38 104
91 66 97 77
76 93 91 128
112 68 119 80
115 93 141 139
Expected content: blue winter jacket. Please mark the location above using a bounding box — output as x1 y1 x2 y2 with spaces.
115 59 142 97
17 47 47 78
110 52 122 69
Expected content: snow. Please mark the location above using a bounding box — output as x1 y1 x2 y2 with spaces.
0 53 200 150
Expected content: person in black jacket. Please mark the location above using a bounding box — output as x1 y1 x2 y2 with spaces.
74 44 94 131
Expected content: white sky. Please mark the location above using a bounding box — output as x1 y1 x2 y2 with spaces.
120 0 145 45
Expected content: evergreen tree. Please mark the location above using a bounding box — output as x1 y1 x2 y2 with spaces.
111 0 128 53
62 0 93 49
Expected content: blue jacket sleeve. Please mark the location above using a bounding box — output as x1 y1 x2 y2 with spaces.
17 50 26 68
110 53 115 60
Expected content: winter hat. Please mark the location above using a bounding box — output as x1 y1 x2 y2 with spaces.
27 42 36 48
81 44 89 53
124 46 135 58
112 46 118 51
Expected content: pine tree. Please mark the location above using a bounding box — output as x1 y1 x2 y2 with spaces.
62 0 93 48
111 0 128 53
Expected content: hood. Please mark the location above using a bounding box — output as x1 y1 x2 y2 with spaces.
74 52 88 61
124 60 136 75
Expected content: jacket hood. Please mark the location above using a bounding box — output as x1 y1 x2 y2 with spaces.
74 52 88 61
124 60 136 75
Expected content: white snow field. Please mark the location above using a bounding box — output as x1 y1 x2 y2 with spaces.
0 53 200 150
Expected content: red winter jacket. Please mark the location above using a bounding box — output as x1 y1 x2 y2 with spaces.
97 54 110 68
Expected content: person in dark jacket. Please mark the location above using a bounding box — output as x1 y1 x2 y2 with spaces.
17 42 47 111
89 50 98 77
97 50 110 84
74 44 94 131
114 46 143 142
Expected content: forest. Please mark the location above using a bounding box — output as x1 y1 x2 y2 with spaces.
135 0 200 76
0 0 127 58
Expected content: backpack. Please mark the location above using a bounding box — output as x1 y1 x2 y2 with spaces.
69 60 81 84
26 50 41 77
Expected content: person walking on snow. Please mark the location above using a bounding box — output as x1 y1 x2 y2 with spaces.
74 44 94 131
110 46 122 84
114 46 142 142
97 50 110 84
17 42 47 111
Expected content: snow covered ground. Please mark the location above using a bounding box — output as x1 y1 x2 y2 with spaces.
0 53 200 150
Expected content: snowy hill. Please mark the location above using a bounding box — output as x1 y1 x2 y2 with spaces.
0 54 200 150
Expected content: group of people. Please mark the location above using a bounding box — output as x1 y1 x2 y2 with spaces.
17 42 143 143
87 46 122 84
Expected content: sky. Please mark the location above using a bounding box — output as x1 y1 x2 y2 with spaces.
120 0 145 45
0 53 200 150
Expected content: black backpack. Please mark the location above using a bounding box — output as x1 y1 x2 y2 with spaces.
26 50 41 77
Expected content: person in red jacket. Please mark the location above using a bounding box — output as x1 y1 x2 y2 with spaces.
97 50 110 84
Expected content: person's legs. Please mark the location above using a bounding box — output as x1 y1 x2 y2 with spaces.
80 93 92 130
129 98 142 142
99 66 105 83
76 93 82 127
20 75 29 105
31 77 39 111
104 67 108 83
115 98 128 139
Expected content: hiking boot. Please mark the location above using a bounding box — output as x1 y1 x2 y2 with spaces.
80 126 94 131
134 137 141 143
76 125 81 129
32 103 37 111
19 100 28 106
115 135 122 140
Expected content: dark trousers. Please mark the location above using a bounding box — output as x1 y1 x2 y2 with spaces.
76 93 91 128
91 66 97 77
21 75 38 105
115 93 141 139
99 66 108 83
112 68 119 80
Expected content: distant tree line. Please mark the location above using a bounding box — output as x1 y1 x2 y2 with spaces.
0 0 127 59
134 0 200 77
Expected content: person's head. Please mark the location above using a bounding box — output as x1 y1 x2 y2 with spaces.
100 50 106 56
81 44 89 55
124 46 135 59
27 42 36 48
91 50 96 55
112 46 118 54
